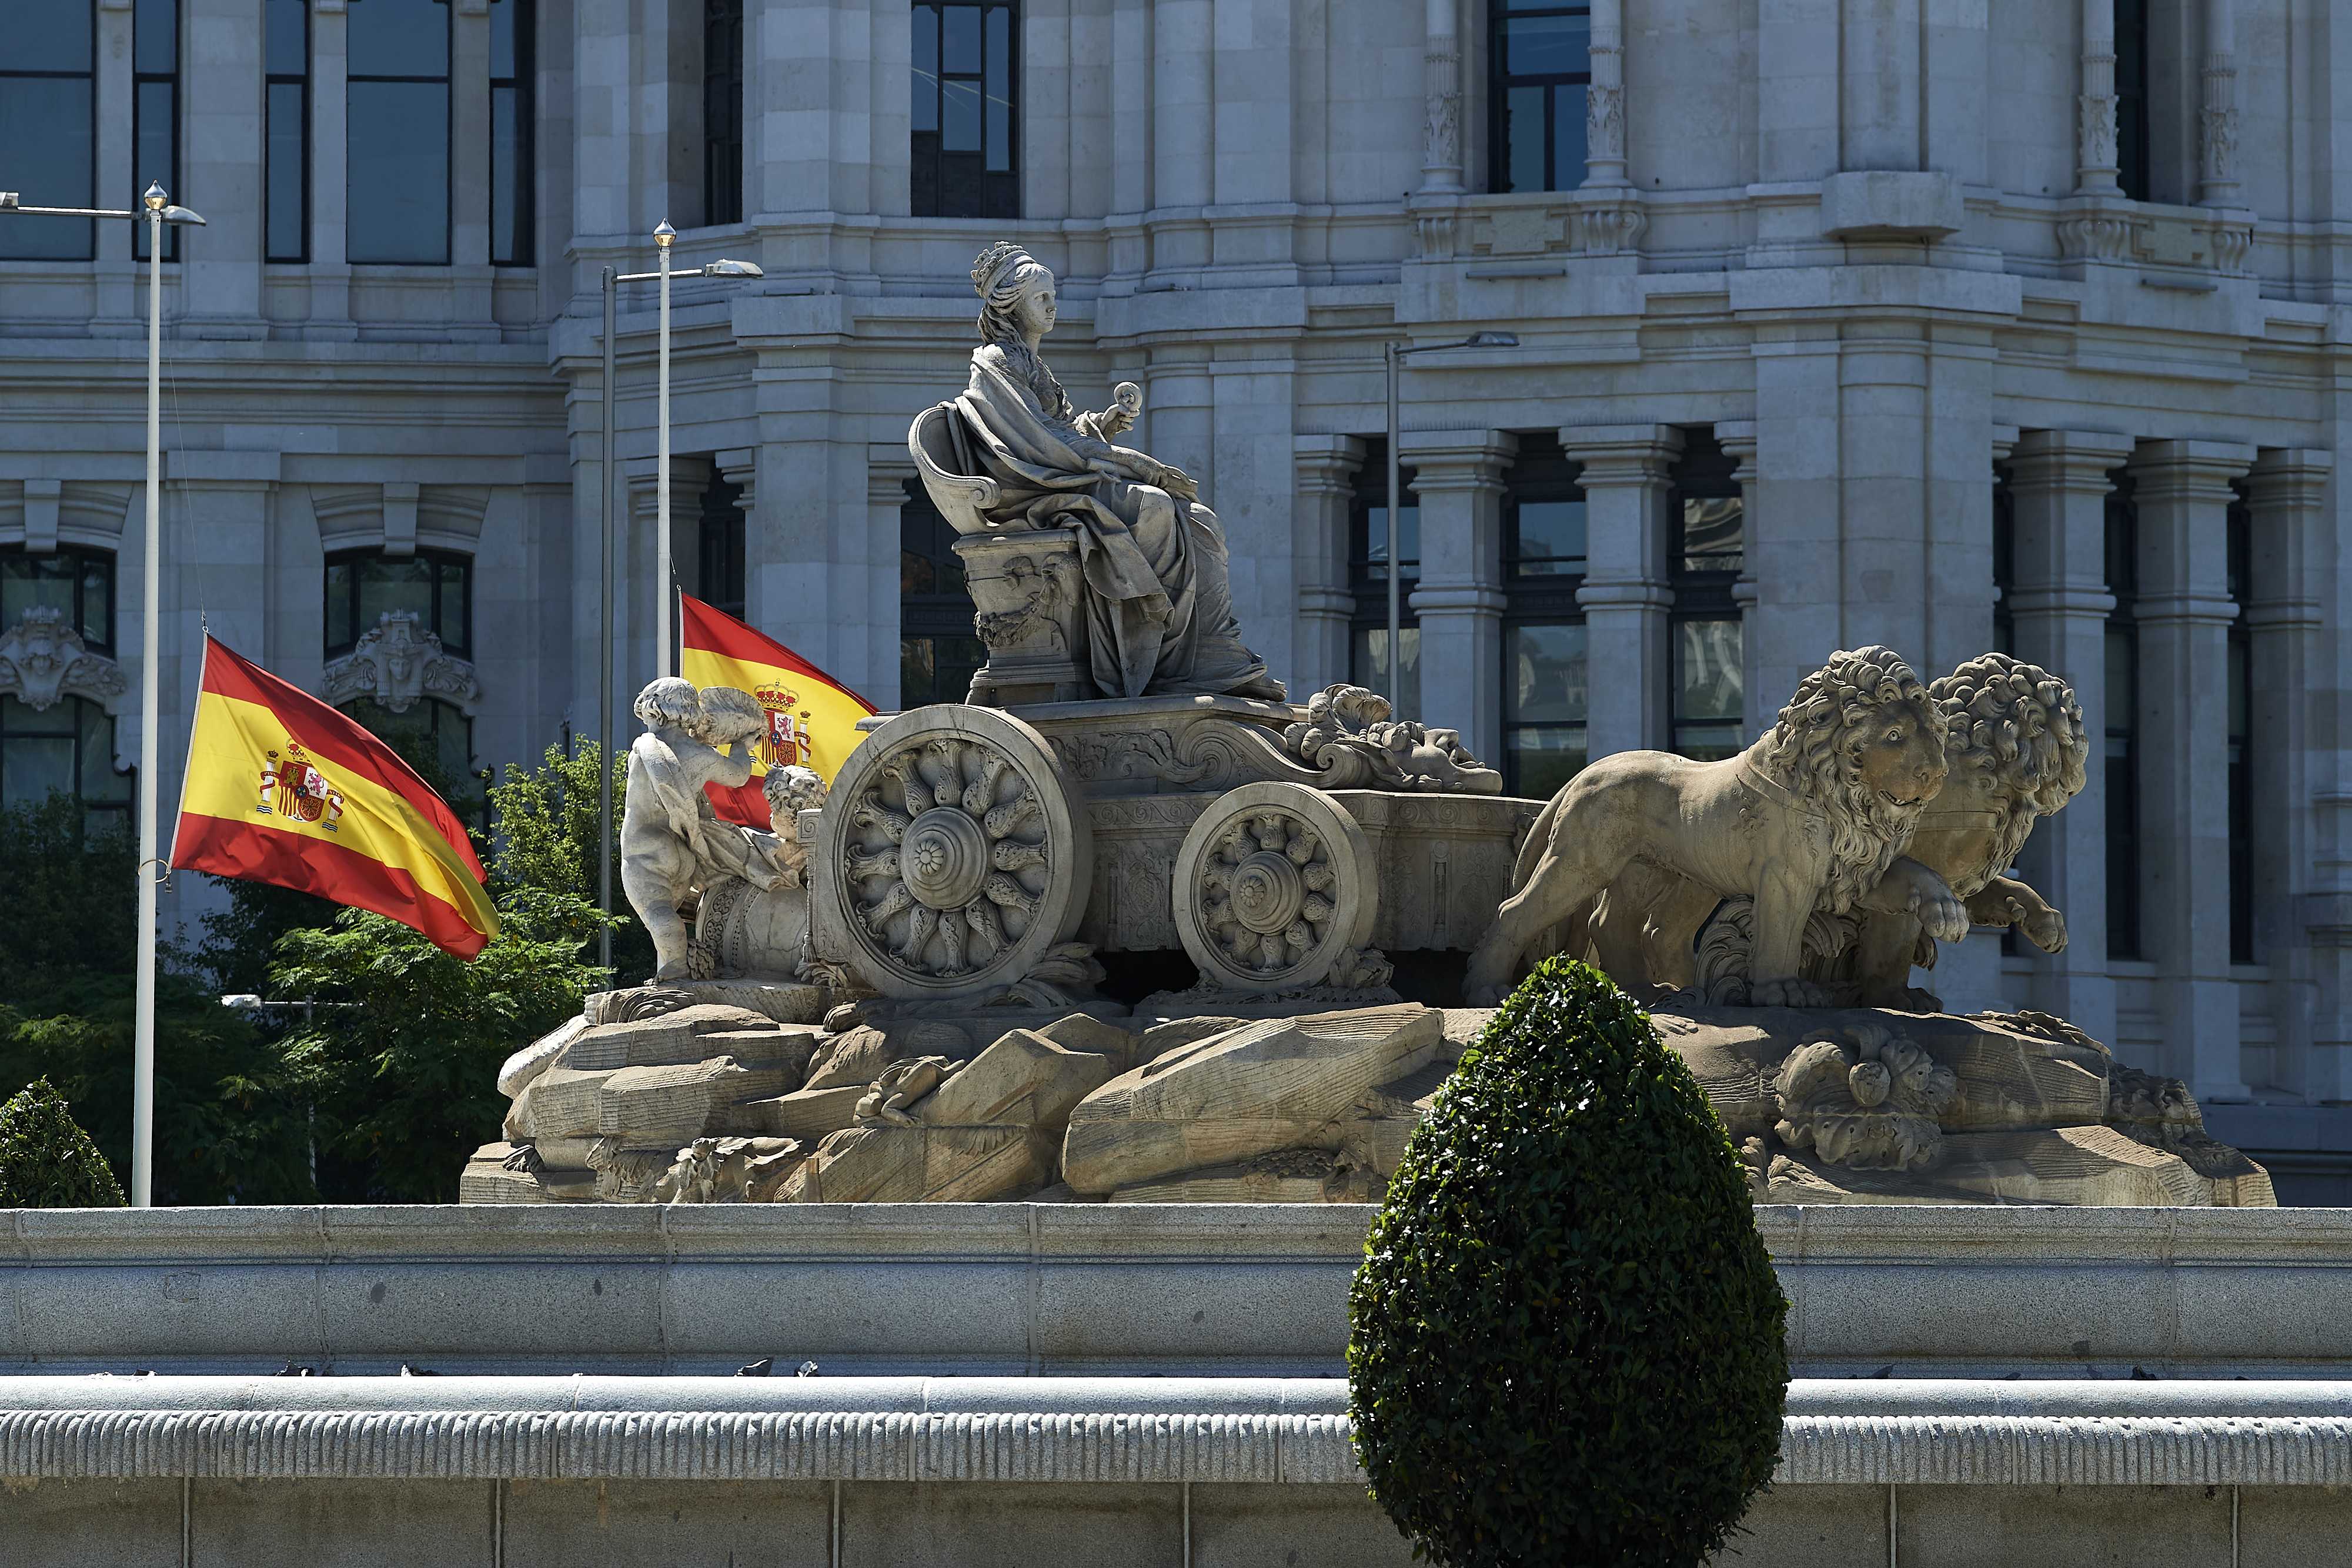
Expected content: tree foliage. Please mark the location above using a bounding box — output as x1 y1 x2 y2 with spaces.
1347 958 1788 1568
486 739 653 982
0 1078 126 1208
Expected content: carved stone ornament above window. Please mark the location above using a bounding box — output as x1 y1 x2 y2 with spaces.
0 606 129 713
320 610 483 715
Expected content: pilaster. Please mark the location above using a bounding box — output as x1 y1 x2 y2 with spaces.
1581 0 1627 188
2199 0 2239 208
1292 434 1365 700
1562 423 1681 761
1403 430 1515 763
2004 429 2134 1049
306 0 357 340
91 0 139 333
182 0 268 337
449 0 499 339
2128 438 2256 1100
626 453 711 682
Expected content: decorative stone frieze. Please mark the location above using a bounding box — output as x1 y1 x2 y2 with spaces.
0 606 129 713
320 610 482 714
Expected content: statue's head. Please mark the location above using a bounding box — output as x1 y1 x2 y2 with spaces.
692 684 769 747
971 240 1055 346
632 676 699 731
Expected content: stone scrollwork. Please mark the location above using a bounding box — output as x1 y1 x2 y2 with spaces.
322 610 482 715
1172 781 1379 993
1771 1022 1957 1172
0 606 128 713
812 705 1094 1001
1279 684 1504 795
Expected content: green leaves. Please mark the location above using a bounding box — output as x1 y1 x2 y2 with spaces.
1347 958 1789 1568
0 1078 125 1208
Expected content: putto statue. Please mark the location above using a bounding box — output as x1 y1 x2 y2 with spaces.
908 240 1282 703
1464 647 1965 1008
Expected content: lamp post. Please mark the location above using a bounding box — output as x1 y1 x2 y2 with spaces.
1382 332 1518 714
595 236 762 976
1 182 205 1206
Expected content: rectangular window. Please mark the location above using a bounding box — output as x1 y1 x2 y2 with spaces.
2114 0 2149 202
2104 473 2140 959
490 0 533 263
1501 433 1586 794
1668 430 1745 761
1348 439 1421 723
132 0 180 262
2 546 115 653
325 549 471 658
1488 2 1590 193
2227 490 2251 964
700 474 747 619
266 0 310 262
703 0 743 227
347 0 451 266
911 2 1018 219
0 0 96 261
900 483 984 706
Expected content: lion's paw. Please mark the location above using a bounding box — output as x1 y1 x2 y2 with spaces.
1753 977 1835 1009
2023 907 2067 953
1916 891 1970 944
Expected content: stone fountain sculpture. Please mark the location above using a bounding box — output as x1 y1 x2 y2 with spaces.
465 246 2267 1212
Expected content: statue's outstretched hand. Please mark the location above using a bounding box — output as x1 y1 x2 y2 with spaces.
1153 463 1199 500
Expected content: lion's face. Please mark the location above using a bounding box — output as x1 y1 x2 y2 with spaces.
1848 696 1948 814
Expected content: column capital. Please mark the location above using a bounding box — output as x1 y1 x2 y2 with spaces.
2007 586 2117 618
1396 429 1516 487
2006 429 2139 490
1292 433 1368 493
2126 439 2257 500
2246 446 2334 507
1556 423 1684 485
1714 419 1756 470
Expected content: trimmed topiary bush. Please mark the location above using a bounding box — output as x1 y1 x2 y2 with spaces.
0 1077 127 1208
1348 957 1787 1567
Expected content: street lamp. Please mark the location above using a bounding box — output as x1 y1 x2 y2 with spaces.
1 180 206 1207
594 233 762 975
1381 331 1518 714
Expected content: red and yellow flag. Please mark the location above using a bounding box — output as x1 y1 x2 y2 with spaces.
679 593 876 829
169 635 499 958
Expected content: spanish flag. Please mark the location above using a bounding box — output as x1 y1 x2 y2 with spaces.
169 636 499 958
679 593 876 829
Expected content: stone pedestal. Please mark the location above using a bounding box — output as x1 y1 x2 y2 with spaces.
956 528 1092 704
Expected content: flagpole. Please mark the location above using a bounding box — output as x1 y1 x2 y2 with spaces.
599 265 617 978
654 220 674 681
133 185 166 1208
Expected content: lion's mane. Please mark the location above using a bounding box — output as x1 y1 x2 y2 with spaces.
1929 653 2089 884
1753 645 1946 915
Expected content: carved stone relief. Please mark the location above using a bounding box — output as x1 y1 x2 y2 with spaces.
320 610 482 715
0 606 128 713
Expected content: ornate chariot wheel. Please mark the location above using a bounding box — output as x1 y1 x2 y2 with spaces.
1170 781 1378 992
813 706 1093 999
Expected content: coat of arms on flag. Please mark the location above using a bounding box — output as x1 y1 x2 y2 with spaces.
258 741 345 830
679 594 876 828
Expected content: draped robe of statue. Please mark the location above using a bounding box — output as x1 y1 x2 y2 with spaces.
953 343 1283 702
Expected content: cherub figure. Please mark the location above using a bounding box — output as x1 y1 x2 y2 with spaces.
620 678 769 981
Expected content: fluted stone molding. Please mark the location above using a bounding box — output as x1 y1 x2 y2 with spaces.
2004 430 2134 1050
1562 424 1682 761
1582 0 1629 188
1293 434 1367 698
2127 439 2256 1102
2244 449 2335 1094
2075 0 2120 194
1402 430 1515 761
2199 0 2239 206
1419 0 1463 195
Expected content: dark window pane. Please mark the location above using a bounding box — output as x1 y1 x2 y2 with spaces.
1503 13 1588 77
133 77 175 199
1552 83 1588 187
349 0 448 76
901 637 937 706
0 0 93 72
984 4 1009 172
325 561 352 650
489 0 516 77
1361 504 1420 580
1351 627 1420 723
2104 624 2134 723
941 4 982 73
1673 618 1743 723
133 0 176 75
79 556 111 648
2 554 77 624
701 0 739 226
268 81 307 259
938 635 985 701
1509 499 1585 573
79 699 125 802
438 561 467 653
0 78 95 260
901 548 937 597
348 81 449 263
941 76 983 153
356 555 435 631
1680 496 1743 571
1506 726 1585 799
1507 623 1587 725
911 5 938 132
1503 85 1545 194
266 0 306 75
1673 724 1742 763
1 729 75 806
491 84 524 262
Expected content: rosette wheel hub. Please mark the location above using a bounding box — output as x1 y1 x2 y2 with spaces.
1171 781 1377 992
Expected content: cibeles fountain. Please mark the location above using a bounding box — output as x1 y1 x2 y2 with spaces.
468 246 2270 1210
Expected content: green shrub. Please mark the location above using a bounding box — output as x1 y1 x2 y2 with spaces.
0 1078 126 1208
1347 957 1788 1567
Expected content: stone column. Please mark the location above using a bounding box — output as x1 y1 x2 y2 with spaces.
864 453 918 713
1408 0 1462 258
2129 439 2256 1101
626 454 711 683
1581 0 1627 188
1151 0 1213 274
1404 431 1515 761
2199 0 2239 207
2005 429 2134 1051
1715 422 1763 742
2075 0 2120 194
1292 435 1365 700
2244 449 2333 1093
307 0 356 340
1562 424 1681 761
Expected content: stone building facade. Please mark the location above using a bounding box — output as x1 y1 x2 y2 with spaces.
2 0 2348 1131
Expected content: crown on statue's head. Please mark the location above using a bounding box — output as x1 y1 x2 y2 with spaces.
971 240 1032 299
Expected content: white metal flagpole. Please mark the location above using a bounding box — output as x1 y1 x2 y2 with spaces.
133 183 166 1208
655 220 675 680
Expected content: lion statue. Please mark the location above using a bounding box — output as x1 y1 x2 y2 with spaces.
1462 646 1966 1008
